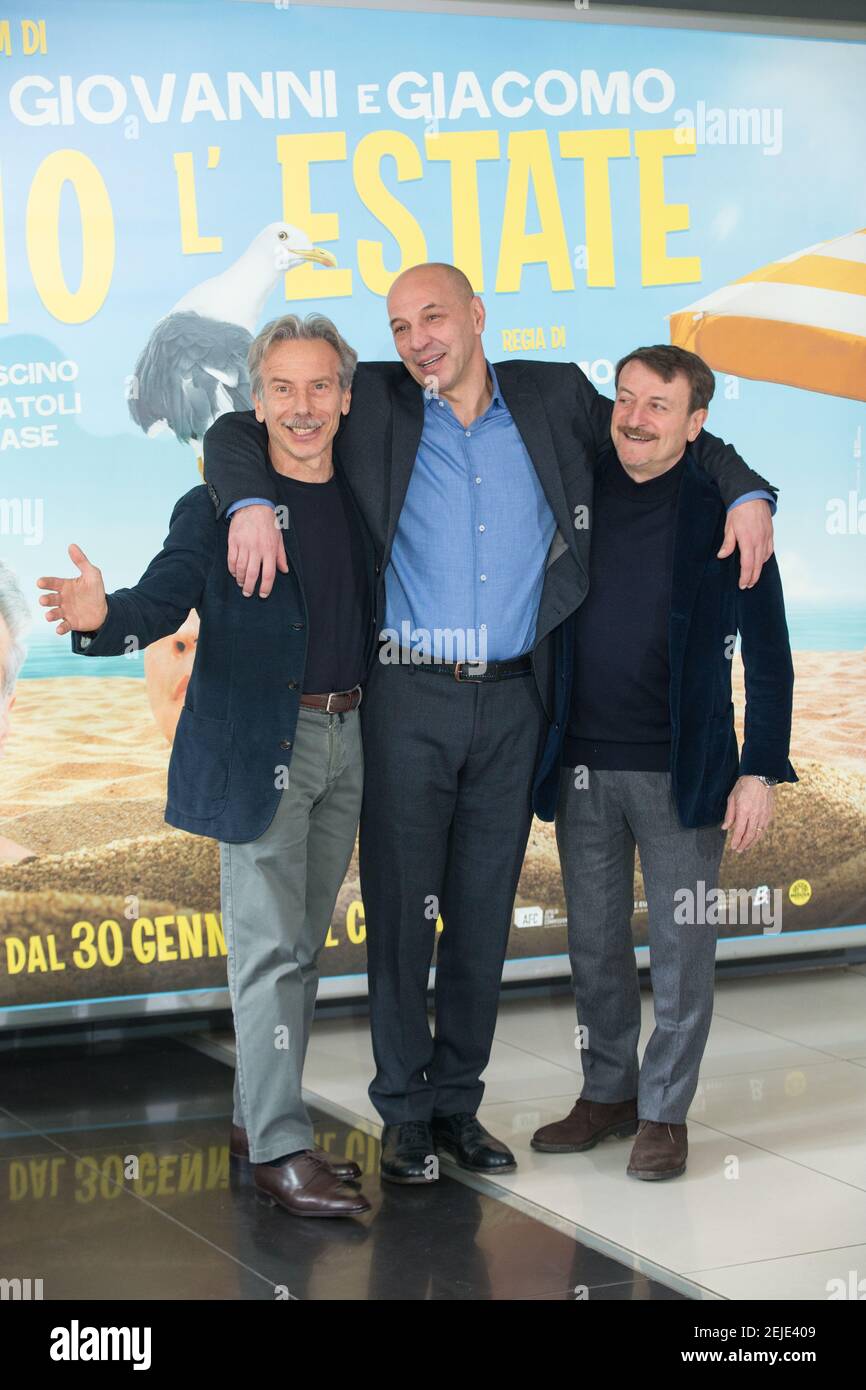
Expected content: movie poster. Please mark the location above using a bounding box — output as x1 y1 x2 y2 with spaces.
1 1 864 1020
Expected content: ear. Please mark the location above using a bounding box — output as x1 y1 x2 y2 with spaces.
687 407 708 441
341 387 352 416
252 391 266 423
472 294 486 335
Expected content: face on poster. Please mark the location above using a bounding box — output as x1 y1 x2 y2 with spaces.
0 1 864 1015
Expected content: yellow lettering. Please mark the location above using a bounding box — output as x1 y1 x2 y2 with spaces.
496 131 573 293
275 133 352 298
26 151 115 323
346 901 366 945
355 131 427 295
635 128 701 287
173 151 222 254
559 129 630 287
425 130 499 290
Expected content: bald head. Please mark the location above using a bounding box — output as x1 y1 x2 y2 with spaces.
386 261 486 396
388 262 475 308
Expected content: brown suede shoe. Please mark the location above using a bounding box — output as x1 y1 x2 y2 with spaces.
627 1120 688 1180
230 1123 361 1181
252 1152 371 1217
531 1097 638 1152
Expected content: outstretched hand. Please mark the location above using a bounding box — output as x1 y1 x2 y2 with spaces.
37 544 108 637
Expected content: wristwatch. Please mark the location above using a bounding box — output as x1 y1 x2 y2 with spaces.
755 775 779 787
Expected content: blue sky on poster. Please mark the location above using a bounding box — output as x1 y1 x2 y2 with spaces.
1 0 864 640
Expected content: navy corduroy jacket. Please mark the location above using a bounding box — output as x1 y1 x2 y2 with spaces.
532 449 798 826
71 474 378 842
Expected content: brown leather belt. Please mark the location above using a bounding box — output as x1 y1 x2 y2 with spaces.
300 685 363 713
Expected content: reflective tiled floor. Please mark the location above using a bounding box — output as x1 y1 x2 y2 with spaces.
4 963 864 1301
200 963 866 1301
0 1034 682 1301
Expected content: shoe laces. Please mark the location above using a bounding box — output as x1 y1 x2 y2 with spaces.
637 1121 678 1143
399 1120 432 1147
442 1112 480 1138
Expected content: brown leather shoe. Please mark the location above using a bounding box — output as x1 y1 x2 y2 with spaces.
531 1097 638 1152
230 1123 361 1181
627 1120 688 1180
252 1152 371 1217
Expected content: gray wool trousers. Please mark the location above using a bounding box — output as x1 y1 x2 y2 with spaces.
555 766 727 1124
219 704 363 1164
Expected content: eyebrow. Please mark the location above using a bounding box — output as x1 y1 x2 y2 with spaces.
268 376 334 385
388 301 445 328
617 387 673 402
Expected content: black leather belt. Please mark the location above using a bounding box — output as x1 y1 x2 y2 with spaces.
300 685 363 712
403 652 532 682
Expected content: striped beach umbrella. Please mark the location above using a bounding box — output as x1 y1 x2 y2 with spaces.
668 229 866 402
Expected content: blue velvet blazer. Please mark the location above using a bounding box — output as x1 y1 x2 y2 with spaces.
533 449 798 827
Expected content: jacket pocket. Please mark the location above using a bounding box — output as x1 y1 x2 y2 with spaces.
168 708 234 818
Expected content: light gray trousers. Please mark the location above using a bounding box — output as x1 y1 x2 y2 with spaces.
219 704 363 1163
555 767 726 1124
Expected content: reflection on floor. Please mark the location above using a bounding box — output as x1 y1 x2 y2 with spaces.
0 1034 683 1301
199 964 866 1301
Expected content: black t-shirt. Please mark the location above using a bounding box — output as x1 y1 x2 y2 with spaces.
563 448 686 772
266 456 370 694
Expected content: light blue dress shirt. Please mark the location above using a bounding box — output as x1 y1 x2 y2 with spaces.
382 362 556 662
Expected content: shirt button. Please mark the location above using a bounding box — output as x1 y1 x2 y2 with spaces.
475 476 481 485
280 739 293 750
478 524 486 533
292 623 304 630
465 430 471 437
480 574 487 582
287 680 298 690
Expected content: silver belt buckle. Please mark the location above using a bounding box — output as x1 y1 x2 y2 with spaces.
326 685 362 712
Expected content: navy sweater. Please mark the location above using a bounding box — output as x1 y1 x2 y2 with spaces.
563 448 686 772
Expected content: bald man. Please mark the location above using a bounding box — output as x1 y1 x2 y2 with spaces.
203 263 778 1186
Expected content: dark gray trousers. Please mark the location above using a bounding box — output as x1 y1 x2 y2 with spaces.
359 656 549 1123
555 767 726 1124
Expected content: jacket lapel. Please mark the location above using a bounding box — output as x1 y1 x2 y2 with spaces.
497 368 587 579
385 370 424 566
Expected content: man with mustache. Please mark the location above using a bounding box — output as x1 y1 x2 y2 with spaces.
38 316 376 1219
532 345 797 1179
202 262 778 1184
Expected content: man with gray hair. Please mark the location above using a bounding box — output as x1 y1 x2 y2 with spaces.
0 560 36 862
204 262 779 1186
38 314 377 1218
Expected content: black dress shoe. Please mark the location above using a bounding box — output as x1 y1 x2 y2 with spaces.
379 1121 438 1185
432 1113 516 1173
